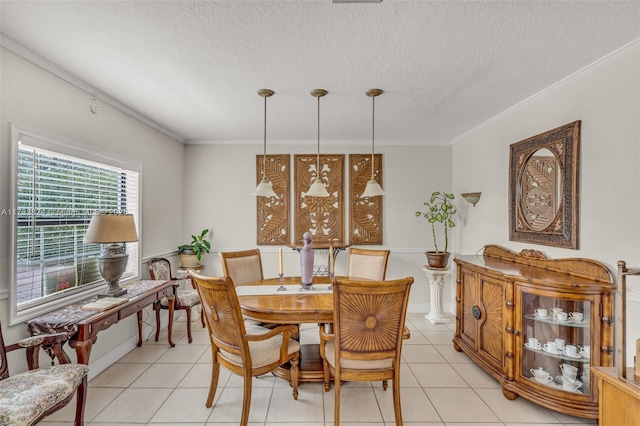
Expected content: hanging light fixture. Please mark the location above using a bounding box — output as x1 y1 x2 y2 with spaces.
361 88 385 197
306 89 330 197
253 89 278 197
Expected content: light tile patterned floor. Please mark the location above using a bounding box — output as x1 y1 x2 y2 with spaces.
42 312 597 425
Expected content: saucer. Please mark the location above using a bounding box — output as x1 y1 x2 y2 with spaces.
524 343 542 350
543 347 561 355
555 318 572 324
562 350 582 359
534 314 549 319
579 350 590 359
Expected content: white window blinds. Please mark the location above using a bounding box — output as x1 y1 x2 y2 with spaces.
9 125 141 323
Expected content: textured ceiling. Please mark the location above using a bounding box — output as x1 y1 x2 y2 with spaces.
1 1 639 145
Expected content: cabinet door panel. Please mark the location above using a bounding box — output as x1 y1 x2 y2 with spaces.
479 277 504 365
460 270 478 347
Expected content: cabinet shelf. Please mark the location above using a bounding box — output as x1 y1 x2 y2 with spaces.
523 344 589 363
523 313 590 328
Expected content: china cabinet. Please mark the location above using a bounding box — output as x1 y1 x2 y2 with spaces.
454 245 615 419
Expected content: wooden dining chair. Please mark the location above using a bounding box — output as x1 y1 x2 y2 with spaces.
219 249 264 286
347 247 390 280
189 272 300 426
0 321 89 425
320 276 414 426
148 257 204 344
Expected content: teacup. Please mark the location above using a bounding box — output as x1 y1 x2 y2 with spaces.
555 338 565 351
528 337 541 350
534 308 548 318
560 363 579 375
550 307 564 316
543 341 557 353
530 367 553 384
569 312 584 322
561 376 583 391
562 370 578 381
579 345 590 357
564 345 578 357
556 312 569 321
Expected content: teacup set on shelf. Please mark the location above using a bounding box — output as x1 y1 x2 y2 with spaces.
527 337 584 358
529 364 585 393
533 307 585 323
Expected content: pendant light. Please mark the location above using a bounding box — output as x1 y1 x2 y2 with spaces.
306 89 330 197
253 89 278 197
361 88 385 197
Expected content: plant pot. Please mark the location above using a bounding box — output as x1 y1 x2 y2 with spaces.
426 251 450 268
178 252 201 269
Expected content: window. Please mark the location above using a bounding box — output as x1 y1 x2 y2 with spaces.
8 125 141 324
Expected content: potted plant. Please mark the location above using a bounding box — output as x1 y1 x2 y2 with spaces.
415 191 457 268
178 228 211 268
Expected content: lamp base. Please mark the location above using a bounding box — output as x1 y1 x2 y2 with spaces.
97 286 128 298
97 245 130 299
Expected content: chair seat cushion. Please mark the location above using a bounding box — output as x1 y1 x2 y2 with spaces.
220 325 300 369
324 341 393 370
0 364 89 425
160 288 200 307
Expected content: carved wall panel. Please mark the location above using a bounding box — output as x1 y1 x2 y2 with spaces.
294 154 344 243
256 154 290 245
349 154 383 244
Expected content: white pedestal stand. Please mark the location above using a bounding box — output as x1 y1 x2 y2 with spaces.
423 266 451 324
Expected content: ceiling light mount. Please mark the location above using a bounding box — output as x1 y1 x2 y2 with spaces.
306 89 330 197
253 89 277 198
361 88 385 198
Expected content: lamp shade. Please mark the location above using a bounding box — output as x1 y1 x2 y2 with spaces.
253 176 277 197
362 179 386 197
306 178 330 197
461 192 482 207
84 214 138 243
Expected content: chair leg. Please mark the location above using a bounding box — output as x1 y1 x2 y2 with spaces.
200 306 205 327
323 358 331 392
290 354 299 400
240 371 253 426
334 370 341 426
154 303 161 342
185 307 193 344
392 375 403 425
382 379 388 390
206 357 220 408
74 375 88 426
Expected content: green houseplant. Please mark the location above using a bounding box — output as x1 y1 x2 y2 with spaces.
415 191 457 268
178 228 211 268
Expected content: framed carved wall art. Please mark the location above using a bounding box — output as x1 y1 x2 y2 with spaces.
509 120 580 249
349 153 383 244
256 154 290 245
294 154 344 243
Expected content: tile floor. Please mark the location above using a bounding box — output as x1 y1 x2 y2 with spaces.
43 312 597 425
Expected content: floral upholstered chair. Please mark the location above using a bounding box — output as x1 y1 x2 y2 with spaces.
0 321 89 425
148 257 204 344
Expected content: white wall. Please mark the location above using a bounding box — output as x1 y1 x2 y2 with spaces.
0 47 185 375
452 42 640 365
183 143 454 313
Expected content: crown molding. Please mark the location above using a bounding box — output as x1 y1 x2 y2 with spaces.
1 35 185 143
450 37 640 145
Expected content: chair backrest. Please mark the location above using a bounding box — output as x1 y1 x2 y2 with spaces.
189 273 248 358
0 321 8 380
219 249 264 286
333 276 413 364
148 257 174 281
346 248 390 281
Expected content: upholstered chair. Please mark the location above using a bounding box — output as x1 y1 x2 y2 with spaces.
189 272 300 426
346 247 390 280
0 323 89 425
320 276 414 426
148 257 204 344
219 249 264 286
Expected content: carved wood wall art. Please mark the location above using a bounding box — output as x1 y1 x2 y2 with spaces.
294 154 344 243
256 154 290 245
349 153 383 244
509 121 580 249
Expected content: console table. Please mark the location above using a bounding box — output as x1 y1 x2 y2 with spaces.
28 280 174 364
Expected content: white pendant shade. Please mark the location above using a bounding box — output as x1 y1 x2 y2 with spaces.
306 177 330 197
253 176 277 197
362 179 385 197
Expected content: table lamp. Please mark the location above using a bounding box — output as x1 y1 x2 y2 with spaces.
84 213 138 297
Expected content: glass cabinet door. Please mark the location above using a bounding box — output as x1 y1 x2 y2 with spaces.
521 292 591 395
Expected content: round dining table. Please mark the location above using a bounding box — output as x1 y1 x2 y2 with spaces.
236 275 335 383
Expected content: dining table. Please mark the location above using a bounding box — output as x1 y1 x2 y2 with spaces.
236 275 335 383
